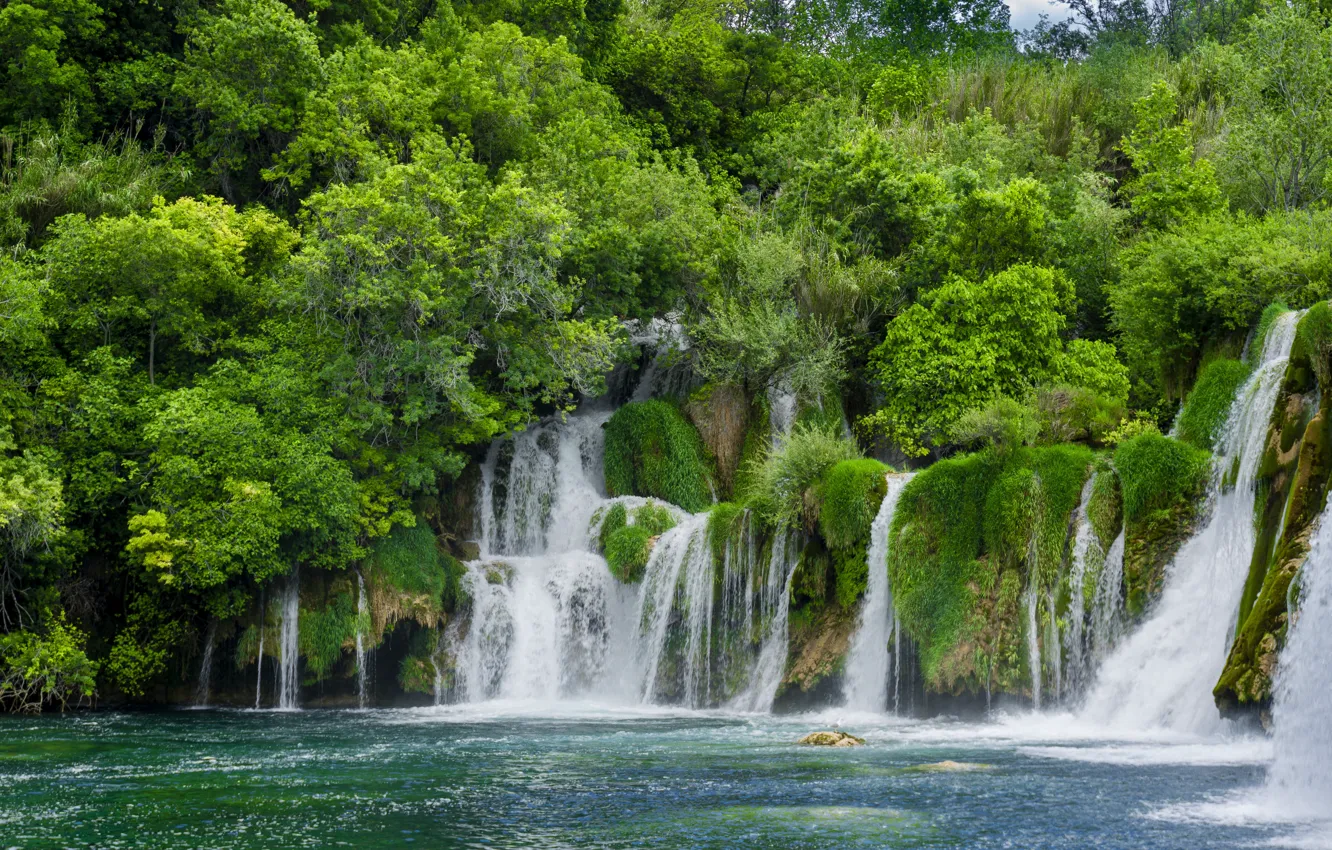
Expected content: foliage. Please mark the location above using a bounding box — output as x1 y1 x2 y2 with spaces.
598 502 628 551
746 423 862 529
632 502 676 536
1175 358 1251 451
1293 302 1332 392
603 401 712 512
604 524 652 583
949 397 1040 452
1113 432 1211 522
1119 80 1222 230
818 459 890 551
866 264 1074 455
0 613 98 713
299 592 357 681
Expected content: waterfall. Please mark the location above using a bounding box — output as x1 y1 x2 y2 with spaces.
355 570 369 709
1089 531 1126 664
730 526 800 712
1025 578 1042 710
277 571 300 711
843 473 914 712
1265 505 1332 817
768 381 797 449
254 591 265 709
1060 475 1103 698
194 620 216 708
1080 310 1302 733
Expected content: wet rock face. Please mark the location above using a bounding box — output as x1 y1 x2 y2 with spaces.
797 730 865 747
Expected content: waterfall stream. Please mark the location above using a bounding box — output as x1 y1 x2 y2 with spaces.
1265 503 1332 819
1079 310 1302 733
194 620 216 708
355 570 369 709
277 572 300 711
843 473 914 713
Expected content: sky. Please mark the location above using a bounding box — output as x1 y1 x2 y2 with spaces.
1006 0 1076 32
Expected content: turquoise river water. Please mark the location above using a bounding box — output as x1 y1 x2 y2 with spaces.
2 702 1325 849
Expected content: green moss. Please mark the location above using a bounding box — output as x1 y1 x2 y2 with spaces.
731 396 772 504
632 503 677 536
1293 302 1332 392
398 627 441 696
1114 433 1211 523
886 444 1092 695
1087 458 1123 549
833 548 869 609
818 459 891 551
707 502 746 566
1176 358 1252 451
298 592 358 681
605 525 653 583
604 400 713 512
598 502 628 551
366 524 460 610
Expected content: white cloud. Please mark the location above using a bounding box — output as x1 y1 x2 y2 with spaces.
1006 0 1076 32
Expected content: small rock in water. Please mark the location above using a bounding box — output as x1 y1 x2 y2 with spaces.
797 731 865 747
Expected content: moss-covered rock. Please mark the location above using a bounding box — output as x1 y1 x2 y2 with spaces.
818 459 890 551
1176 358 1252 451
605 525 654 583
363 524 462 636
604 400 713 512
1215 321 1332 719
884 445 1092 698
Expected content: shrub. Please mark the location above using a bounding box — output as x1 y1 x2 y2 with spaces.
950 396 1039 451
364 524 463 630
1114 433 1211 522
604 525 653 583
1294 302 1332 390
0 614 98 713
598 502 628 550
632 503 677 536
819 459 890 550
746 423 863 528
298 592 357 681
1033 384 1126 445
604 401 712 512
1175 358 1252 450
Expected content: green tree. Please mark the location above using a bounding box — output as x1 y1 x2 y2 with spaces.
1119 80 1222 229
866 264 1074 455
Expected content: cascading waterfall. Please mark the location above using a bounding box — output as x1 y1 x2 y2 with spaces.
768 381 797 449
194 620 216 708
254 591 265 710
1089 531 1126 666
1080 310 1302 733
277 572 300 711
355 570 369 709
730 528 799 712
843 473 914 713
1059 475 1103 698
1025 578 1042 710
1265 504 1332 818
450 373 803 710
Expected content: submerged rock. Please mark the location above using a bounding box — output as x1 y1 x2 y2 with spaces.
797 730 865 747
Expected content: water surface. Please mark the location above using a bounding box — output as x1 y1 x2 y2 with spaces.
2 704 1322 849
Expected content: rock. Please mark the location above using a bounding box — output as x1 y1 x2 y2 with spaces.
797 730 865 747
458 541 482 561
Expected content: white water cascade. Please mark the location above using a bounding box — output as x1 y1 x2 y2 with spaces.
254 591 265 709
1059 474 1116 699
194 620 216 708
1265 504 1332 820
277 572 300 711
448 386 801 709
843 473 914 713
1025 578 1042 710
355 570 369 709
1080 309 1302 733
768 380 797 449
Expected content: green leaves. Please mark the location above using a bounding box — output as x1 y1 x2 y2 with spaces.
1119 80 1222 230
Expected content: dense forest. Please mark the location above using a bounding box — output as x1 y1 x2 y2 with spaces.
2 0 1332 713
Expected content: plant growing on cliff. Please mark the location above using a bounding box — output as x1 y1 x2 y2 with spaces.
604 401 713 512
0 613 98 713
747 423 862 530
1175 358 1252 451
